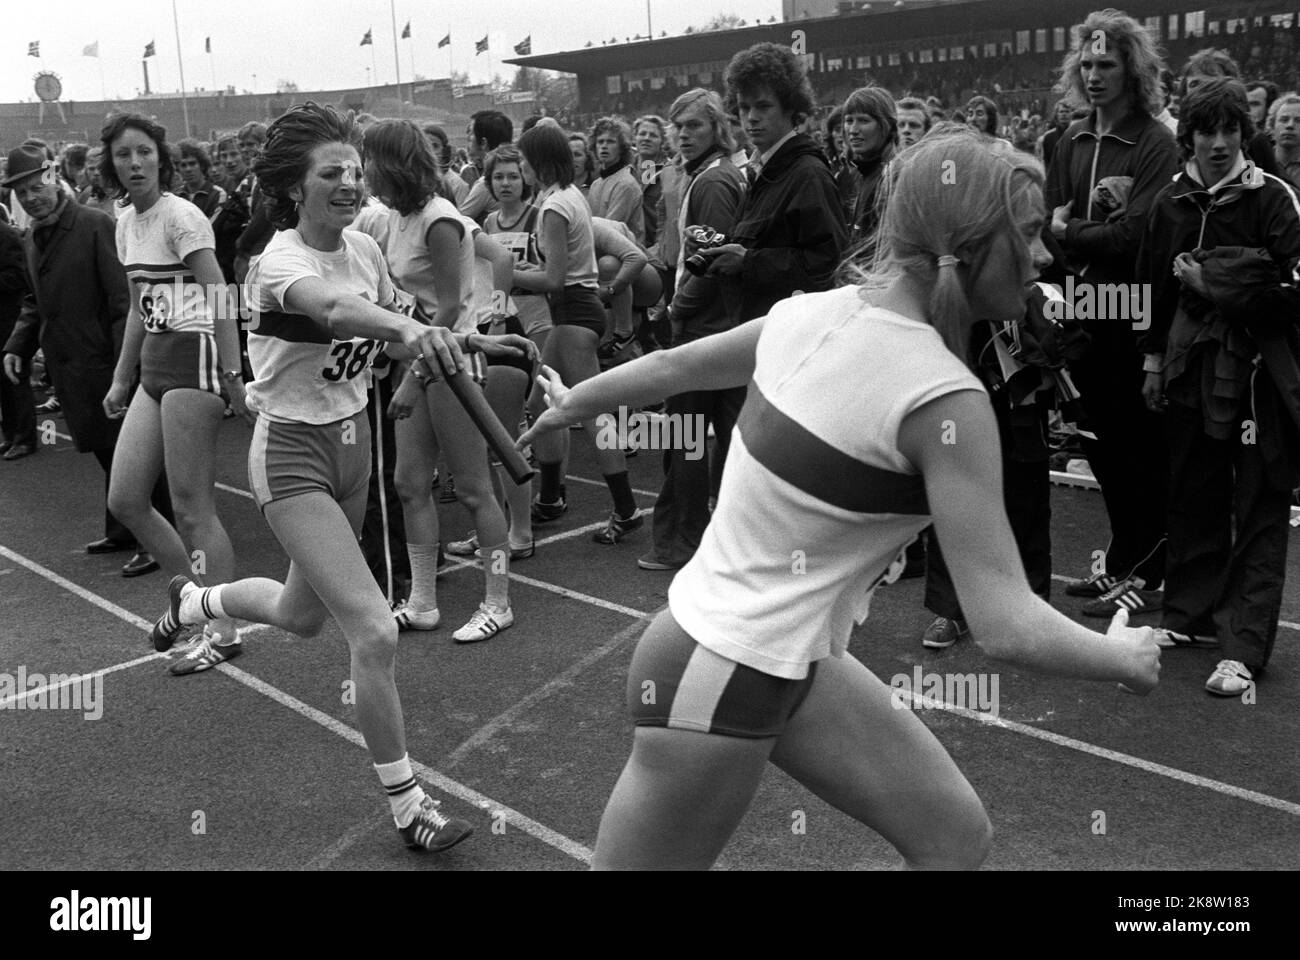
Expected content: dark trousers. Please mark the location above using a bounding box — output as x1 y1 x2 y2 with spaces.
0 364 36 447
360 369 409 603
92 446 174 545
1163 402 1289 673
925 404 1052 620
1070 336 1168 586
649 385 747 565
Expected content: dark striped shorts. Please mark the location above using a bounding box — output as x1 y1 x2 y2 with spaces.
628 609 819 739
139 331 224 402
247 413 371 518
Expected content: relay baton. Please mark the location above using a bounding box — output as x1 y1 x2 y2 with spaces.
432 352 535 486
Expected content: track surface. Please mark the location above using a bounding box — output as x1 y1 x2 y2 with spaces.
2 413 1297 871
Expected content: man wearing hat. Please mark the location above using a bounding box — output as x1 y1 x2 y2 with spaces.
2 143 173 577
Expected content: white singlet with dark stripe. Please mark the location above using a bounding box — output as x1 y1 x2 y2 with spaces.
668 287 986 680
243 227 394 424
115 193 218 335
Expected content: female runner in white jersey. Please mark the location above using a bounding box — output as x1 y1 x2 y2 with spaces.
513 122 641 546
357 118 525 642
519 126 1163 870
99 113 249 672
149 102 533 852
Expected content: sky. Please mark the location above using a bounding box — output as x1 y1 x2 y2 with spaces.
4 0 783 103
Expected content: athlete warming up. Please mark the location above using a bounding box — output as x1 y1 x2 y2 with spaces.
149 102 532 853
519 125 1162 870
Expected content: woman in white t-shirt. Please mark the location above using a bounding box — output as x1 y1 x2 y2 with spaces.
149 102 531 852
98 113 249 669
513 122 640 547
519 126 1162 870
358 119 525 644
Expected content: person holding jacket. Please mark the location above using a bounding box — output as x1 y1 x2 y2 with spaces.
1137 78 1300 697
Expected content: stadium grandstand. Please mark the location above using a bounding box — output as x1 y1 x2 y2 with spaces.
506 0 1300 123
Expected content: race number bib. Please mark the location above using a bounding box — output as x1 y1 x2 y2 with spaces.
318 338 380 383
139 285 174 333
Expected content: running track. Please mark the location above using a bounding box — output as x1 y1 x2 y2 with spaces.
1 414 1297 870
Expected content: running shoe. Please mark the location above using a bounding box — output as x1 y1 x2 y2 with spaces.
392 599 440 631
446 532 534 560
531 486 567 523
1080 578 1162 618
637 553 685 571
921 616 969 649
1064 571 1122 598
1205 659 1253 697
169 629 243 676
151 575 195 652
597 331 637 362
452 603 514 643
399 795 474 852
36 396 61 414
1153 628 1218 649
592 510 643 544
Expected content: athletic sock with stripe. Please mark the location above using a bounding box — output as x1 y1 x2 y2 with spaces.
374 755 426 828
179 583 227 625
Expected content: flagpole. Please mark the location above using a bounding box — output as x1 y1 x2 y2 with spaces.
172 0 191 136
210 45 217 92
99 53 107 101
487 40 495 103
389 0 403 115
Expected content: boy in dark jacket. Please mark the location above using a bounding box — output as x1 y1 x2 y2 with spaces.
698 42 848 326
1137 78 1300 696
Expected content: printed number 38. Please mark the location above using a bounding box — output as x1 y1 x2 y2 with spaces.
321 339 378 381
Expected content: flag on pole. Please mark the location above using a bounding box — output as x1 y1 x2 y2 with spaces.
438 33 451 48
205 37 211 54
143 40 156 58
360 28 373 46
28 41 40 57
83 41 99 57
514 36 531 56
401 21 411 40
475 36 489 55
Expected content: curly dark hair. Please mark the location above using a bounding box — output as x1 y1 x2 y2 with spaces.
588 116 634 169
723 42 815 125
363 119 441 216
254 101 360 229
99 113 176 201
1177 77 1255 157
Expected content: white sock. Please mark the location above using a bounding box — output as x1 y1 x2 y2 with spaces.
179 583 226 624
374 755 426 828
406 543 439 611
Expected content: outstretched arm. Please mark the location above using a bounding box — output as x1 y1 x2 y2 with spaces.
899 389 1160 691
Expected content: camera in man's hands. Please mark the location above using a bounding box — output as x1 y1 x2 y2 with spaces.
683 225 728 276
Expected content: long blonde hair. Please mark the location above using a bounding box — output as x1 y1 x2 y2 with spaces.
854 123 1043 356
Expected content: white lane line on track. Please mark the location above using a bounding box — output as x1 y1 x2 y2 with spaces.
444 612 654 769
0 540 593 865
564 473 659 499
895 688 1300 817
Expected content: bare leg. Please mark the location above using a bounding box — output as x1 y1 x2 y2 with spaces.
107 389 189 573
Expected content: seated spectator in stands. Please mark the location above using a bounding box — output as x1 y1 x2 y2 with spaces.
843 86 898 256
587 116 645 244
1275 94 1300 184
569 132 595 196
423 123 470 206
460 109 513 222
1138 77 1300 696
1180 48 1282 177
698 42 848 332
175 138 228 221
966 95 999 136
896 96 932 148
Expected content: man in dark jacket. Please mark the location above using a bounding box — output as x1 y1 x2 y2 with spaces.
701 42 849 326
1 144 172 576
638 88 747 572
1046 9 1178 617
0 219 35 458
